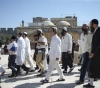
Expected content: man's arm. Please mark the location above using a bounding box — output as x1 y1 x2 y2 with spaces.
89 29 100 58
68 34 72 53
91 30 100 54
7 43 13 50
37 42 45 45
55 39 61 61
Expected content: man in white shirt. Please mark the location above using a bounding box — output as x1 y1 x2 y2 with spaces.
7 36 18 77
36 29 47 76
41 27 65 83
23 32 35 72
16 33 29 75
61 27 74 73
76 24 93 85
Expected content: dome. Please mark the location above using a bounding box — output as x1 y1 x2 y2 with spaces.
57 21 70 27
42 21 55 26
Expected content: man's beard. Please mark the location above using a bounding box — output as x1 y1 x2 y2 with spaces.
82 28 88 35
90 26 95 33
61 31 65 36
83 29 88 35
37 32 41 36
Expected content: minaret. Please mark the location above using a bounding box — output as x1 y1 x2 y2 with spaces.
22 20 24 27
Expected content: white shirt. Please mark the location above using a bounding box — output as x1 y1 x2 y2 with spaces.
16 37 25 65
78 32 93 54
7 41 18 55
37 36 47 53
48 34 61 60
61 33 72 52
24 37 31 56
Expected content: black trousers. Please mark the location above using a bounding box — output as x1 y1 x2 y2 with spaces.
33 52 37 61
8 55 17 76
62 52 73 71
17 64 29 73
47 56 50 65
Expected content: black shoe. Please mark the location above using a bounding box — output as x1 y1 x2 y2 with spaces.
68 67 74 73
77 63 81 65
38 69 41 72
41 79 49 83
94 78 97 81
78 69 81 72
37 72 45 77
56 78 65 81
63 70 67 73
35 66 39 70
83 83 95 88
8 75 15 78
61 67 64 69
15 72 18 77
30 69 35 72
76 80 84 85
25 69 30 75
44 70 47 74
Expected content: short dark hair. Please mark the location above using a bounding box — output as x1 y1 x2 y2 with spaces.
18 32 22 36
33 34 38 37
91 19 99 25
11 36 16 40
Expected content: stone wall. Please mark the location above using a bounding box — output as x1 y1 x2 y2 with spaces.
16 27 81 50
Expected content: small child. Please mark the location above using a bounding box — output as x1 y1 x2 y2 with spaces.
0 57 5 76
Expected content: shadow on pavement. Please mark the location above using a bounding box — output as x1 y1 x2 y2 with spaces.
14 82 77 88
14 83 43 88
4 75 38 83
47 83 76 88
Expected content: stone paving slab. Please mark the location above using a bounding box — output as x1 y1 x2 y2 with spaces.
0 55 100 88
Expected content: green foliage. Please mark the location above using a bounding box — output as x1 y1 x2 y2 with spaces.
0 34 12 44
0 28 17 44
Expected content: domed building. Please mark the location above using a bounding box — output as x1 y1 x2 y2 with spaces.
57 21 70 27
16 17 82 44
42 21 55 27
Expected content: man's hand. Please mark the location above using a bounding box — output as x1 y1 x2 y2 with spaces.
34 41 38 43
89 53 94 58
67 51 71 54
56 58 59 61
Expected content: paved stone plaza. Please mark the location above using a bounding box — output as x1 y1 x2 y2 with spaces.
0 55 100 88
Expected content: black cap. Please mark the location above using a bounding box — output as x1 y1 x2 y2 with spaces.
11 36 16 40
18 32 22 36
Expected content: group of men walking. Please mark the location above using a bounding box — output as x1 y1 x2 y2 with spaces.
7 32 35 77
7 26 74 79
1 19 100 88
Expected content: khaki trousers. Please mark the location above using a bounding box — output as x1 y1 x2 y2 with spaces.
36 53 44 72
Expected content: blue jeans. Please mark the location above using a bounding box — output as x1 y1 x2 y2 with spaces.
79 52 90 82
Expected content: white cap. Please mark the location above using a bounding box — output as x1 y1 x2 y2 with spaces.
37 29 43 33
52 27 57 32
23 32 28 35
62 27 67 31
